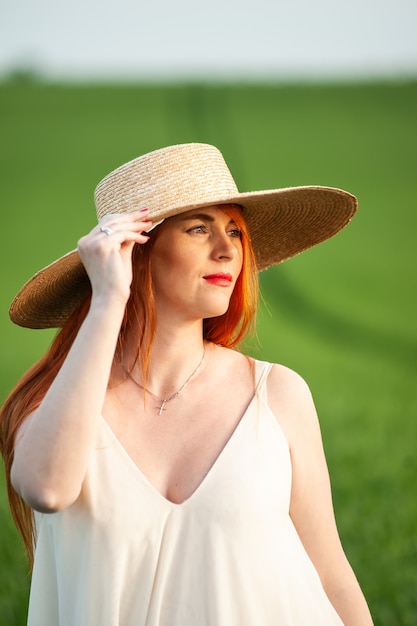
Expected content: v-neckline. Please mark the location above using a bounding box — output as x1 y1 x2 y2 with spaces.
100 385 258 509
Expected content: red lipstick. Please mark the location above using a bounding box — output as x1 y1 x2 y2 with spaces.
203 273 233 286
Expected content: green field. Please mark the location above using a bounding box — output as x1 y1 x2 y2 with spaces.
1 80 416 625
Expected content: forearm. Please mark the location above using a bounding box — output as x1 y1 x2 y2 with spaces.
324 567 374 626
11 296 126 512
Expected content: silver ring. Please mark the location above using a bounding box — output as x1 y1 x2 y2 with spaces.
100 226 113 236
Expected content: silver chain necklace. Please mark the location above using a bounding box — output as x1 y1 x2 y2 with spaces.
126 347 205 415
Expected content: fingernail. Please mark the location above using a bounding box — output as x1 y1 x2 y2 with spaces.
140 207 149 213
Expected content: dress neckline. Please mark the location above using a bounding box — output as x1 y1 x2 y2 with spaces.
100 360 272 508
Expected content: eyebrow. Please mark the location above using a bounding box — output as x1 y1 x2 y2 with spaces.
181 213 237 225
181 213 216 222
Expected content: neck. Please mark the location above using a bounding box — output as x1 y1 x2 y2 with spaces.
127 320 207 398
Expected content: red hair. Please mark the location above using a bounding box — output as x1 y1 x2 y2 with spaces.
0 204 258 566
202 205 258 347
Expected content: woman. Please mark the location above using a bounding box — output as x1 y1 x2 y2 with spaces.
0 143 373 625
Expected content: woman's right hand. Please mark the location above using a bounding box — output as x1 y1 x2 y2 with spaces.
77 209 152 305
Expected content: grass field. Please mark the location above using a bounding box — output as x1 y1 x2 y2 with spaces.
1 79 416 625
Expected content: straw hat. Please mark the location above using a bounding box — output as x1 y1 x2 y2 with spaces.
10 143 357 329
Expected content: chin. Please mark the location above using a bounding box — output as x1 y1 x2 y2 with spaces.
195 295 233 321
202 305 231 319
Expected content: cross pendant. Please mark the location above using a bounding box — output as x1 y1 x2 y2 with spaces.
157 400 167 415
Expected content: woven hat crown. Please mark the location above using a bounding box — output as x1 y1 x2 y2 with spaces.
94 143 239 220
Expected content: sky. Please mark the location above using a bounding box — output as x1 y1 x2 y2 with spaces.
1 0 417 81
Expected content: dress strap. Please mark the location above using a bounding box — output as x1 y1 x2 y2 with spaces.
254 360 273 396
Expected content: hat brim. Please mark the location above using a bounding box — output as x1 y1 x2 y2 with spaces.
9 185 357 329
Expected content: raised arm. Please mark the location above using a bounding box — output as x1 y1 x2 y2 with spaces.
11 210 151 513
267 364 374 626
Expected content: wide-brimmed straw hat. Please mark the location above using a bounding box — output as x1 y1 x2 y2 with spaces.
10 142 357 329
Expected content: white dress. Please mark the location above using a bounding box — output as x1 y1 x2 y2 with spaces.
27 360 344 625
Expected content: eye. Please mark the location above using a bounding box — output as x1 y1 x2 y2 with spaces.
228 227 242 238
187 224 208 234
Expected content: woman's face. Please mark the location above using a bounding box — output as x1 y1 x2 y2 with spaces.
150 205 243 324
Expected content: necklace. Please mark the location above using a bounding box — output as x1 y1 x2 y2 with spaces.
126 347 206 415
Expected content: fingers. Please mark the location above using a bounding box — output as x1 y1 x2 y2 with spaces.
78 209 153 257
97 209 153 244
77 210 154 303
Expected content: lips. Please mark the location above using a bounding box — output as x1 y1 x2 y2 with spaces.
203 273 233 286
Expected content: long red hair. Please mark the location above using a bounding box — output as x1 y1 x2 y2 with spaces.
0 204 258 566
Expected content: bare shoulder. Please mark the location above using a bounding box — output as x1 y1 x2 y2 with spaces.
201 345 255 419
266 363 320 448
267 362 314 404
211 344 253 374
207 343 255 387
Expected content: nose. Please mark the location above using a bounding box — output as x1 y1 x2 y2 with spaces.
212 231 240 261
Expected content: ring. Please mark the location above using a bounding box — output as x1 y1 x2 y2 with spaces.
100 226 113 236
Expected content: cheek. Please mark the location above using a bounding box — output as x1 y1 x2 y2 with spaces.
150 241 194 295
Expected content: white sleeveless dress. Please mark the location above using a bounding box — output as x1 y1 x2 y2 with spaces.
27 360 344 625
